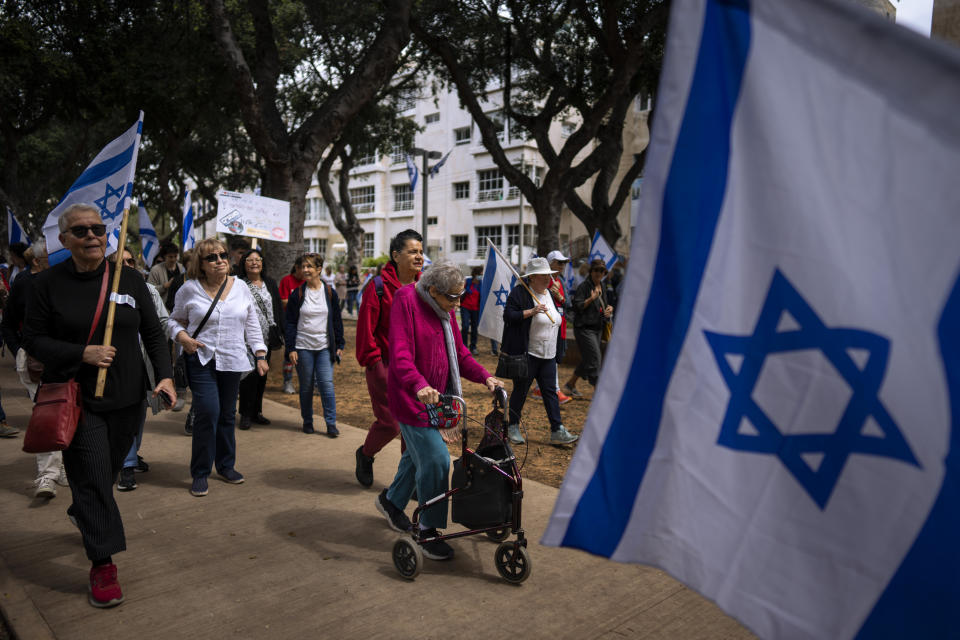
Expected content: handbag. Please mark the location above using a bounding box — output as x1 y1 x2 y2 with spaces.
495 352 529 380
266 324 284 351
23 266 109 454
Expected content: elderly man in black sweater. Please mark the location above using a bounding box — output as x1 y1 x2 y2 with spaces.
23 203 175 609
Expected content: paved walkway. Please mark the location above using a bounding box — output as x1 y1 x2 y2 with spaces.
0 354 753 639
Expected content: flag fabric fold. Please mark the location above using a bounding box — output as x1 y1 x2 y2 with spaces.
477 243 516 342
587 230 618 271
182 190 195 251
138 204 159 267
7 209 31 246
43 112 144 265
428 150 452 177
543 1 960 638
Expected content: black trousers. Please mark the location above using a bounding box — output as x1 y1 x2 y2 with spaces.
509 355 563 431
574 326 603 385
238 350 271 418
64 400 145 562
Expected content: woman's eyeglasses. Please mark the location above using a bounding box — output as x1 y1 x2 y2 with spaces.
68 224 107 238
245 258 262 264
203 251 229 263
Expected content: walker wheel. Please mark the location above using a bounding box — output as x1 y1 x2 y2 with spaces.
393 537 422 580
486 528 510 542
494 542 531 584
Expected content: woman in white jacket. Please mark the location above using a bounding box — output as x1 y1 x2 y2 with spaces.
169 238 267 498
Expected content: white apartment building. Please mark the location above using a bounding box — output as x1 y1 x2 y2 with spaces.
301 83 648 266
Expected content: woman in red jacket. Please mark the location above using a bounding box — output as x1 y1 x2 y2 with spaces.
354 229 423 487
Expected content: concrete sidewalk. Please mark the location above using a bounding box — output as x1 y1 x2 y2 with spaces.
0 356 753 640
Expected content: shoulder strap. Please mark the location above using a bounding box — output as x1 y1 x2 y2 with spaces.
374 275 384 302
85 266 111 346
191 277 228 339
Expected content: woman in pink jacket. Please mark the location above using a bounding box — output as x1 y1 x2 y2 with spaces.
374 261 503 561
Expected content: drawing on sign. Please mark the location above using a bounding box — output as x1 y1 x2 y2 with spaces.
220 209 244 234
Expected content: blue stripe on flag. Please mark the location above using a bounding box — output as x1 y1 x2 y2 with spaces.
561 0 753 556
854 275 960 636
61 141 137 199
478 247 498 318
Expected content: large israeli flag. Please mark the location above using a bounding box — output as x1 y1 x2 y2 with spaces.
543 1 960 639
182 190 195 251
587 230 618 271
477 244 517 342
7 209 31 246
42 112 143 265
138 204 159 267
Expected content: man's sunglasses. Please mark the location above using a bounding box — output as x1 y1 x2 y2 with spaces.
203 251 229 263
68 224 107 238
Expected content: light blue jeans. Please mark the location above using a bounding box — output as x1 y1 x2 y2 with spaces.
386 422 450 529
295 348 336 429
122 400 149 469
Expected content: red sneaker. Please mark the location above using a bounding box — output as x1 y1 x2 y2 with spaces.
89 563 124 608
557 391 572 405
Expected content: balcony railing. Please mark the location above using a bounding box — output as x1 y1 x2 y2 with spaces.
353 203 375 214
477 189 504 202
393 200 414 211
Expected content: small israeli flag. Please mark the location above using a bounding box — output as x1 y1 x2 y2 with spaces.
405 154 419 193
563 261 576 295
7 209 31 246
138 204 159 267
428 150 451 177
182 190 195 251
543 1 960 638
42 112 143 265
587 230 618 271
477 243 516 342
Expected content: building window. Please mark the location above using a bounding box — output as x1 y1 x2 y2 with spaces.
452 235 469 252
393 184 414 211
506 224 520 249
349 186 376 214
476 225 502 252
425 112 439 124
453 181 470 200
454 126 471 145
507 164 543 199
485 110 505 141
363 232 375 258
396 88 418 112
304 237 327 257
427 217 437 226
354 151 378 166
635 92 654 112
306 197 328 222
477 169 503 202
560 120 577 138
390 145 405 164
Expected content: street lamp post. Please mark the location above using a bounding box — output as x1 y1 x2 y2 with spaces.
411 147 442 257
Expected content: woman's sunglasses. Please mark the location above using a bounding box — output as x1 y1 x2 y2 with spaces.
203 251 229 263
123 258 137 266
68 224 107 238
442 290 465 301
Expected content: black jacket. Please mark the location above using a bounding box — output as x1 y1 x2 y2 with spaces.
284 282 345 364
23 259 172 412
0 269 36 355
572 278 608 329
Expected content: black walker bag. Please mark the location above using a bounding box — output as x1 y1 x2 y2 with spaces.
451 443 513 529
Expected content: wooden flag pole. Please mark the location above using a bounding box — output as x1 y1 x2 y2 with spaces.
486 238 557 324
95 208 132 398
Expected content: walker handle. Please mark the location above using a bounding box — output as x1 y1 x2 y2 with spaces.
492 386 508 409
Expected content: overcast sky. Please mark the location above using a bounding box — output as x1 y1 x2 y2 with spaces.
895 0 934 35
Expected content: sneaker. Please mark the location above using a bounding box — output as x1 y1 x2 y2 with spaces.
326 424 340 438
252 413 271 425
562 384 583 398
470 348 479 356
34 477 56 499
302 423 315 434
557 391 572 406
0 421 19 438
376 489 412 532
238 414 252 431
56 464 69 487
88 563 124 608
355 447 374 488
190 477 208 497
532 387 541 397
282 381 295 395
550 425 579 445
135 455 149 473
218 469 245 484
507 424 525 445
419 528 455 561
171 395 186 412
117 468 137 492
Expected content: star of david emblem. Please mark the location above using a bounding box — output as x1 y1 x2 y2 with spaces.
704 269 920 509
94 182 126 220
589 250 606 264
493 285 509 306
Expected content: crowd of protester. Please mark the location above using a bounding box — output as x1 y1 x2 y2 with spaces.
0 204 620 608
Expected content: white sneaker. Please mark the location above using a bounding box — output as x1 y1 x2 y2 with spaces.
56 464 69 486
35 477 57 499
282 381 295 394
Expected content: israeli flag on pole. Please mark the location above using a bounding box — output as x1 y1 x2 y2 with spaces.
543 1 960 639
428 150 451 177
477 244 517 342
138 204 159 267
587 230 618 271
563 261 576 296
43 112 143 265
7 209 31 246
182 190 195 251
405 154 419 193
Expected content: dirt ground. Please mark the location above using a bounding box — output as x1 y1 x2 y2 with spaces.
263 316 594 488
